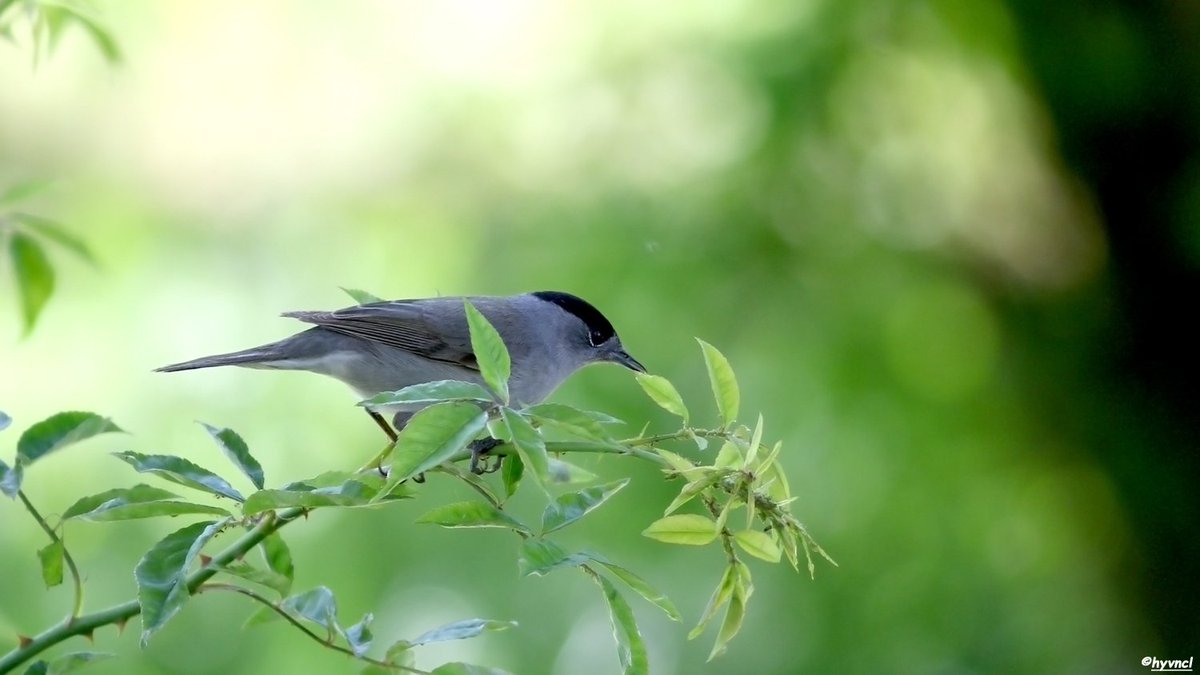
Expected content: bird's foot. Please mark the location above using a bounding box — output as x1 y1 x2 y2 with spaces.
469 438 503 475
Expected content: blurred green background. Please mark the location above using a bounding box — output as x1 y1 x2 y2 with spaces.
2 1 1198 673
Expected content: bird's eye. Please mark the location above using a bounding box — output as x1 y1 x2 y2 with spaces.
589 331 605 346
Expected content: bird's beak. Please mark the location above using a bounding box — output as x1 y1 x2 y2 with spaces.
608 348 646 373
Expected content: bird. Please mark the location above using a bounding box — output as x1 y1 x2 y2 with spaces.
156 291 645 471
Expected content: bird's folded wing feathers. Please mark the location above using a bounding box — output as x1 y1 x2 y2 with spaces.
282 301 479 370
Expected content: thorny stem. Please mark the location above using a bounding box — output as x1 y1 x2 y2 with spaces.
16 489 84 620
196 584 425 674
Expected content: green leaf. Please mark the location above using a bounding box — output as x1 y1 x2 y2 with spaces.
688 564 737 640
361 380 495 408
136 521 219 646
112 451 244 502
412 618 516 646
21 660 45 675
0 409 11 431
642 514 718 546
37 539 64 587
340 287 384 304
8 231 54 335
62 484 230 521
501 407 549 489
201 423 264 490
380 402 487 492
415 501 531 535
280 587 342 639
584 554 681 621
545 457 598 485
501 452 523 498
0 459 21 498
216 561 292 597
346 613 374 657
260 532 294 594
592 572 649 675
0 180 51 206
734 529 781 562
697 339 739 426
243 605 280 628
42 651 115 675
464 300 511 403
655 449 704 482
16 412 122 467
437 463 501 505
708 563 752 660
523 404 617 443
243 474 411 515
714 442 741 469
517 539 589 577
663 471 727 516
429 664 513 675
635 373 688 422
743 415 764 468
541 479 629 534
11 213 94 264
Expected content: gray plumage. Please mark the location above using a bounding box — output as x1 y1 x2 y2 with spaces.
156 292 645 415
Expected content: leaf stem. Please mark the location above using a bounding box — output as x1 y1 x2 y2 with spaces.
0 507 305 674
16 489 84 620
196 583 427 674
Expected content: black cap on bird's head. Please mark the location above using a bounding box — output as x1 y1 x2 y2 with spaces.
531 290 646 373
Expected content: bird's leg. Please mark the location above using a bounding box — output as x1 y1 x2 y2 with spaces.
367 410 398 442
360 410 401 476
469 438 503 475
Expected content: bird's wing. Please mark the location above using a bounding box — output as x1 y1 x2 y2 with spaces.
283 299 478 370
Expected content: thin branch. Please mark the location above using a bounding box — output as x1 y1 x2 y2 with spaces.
17 490 83 620
196 583 427 674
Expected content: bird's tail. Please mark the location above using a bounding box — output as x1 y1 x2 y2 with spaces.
155 346 283 373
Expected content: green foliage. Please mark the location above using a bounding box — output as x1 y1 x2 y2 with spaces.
0 181 96 336
0 0 120 65
2 320 829 674
340 287 384 305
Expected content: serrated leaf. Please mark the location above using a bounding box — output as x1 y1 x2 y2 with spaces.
62 484 230 521
340 287 384 305
0 459 21 498
112 451 243 502
216 561 292 597
42 651 115 675
415 501 531 535
516 539 589 577
501 407 548 490
11 213 94 264
260 532 294 594
697 339 739 426
635 374 688 422
380 402 487 493
412 618 516 646
642 514 718 546
361 380 495 408
37 539 64 587
464 301 511 403
16 412 122 467
592 572 648 675
541 479 629 535
346 613 374 657
584 554 681 621
9 231 54 335
281 587 342 639
0 180 51 206
501 452 523 498
201 423 264 490
136 521 219 646
734 529 781 562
